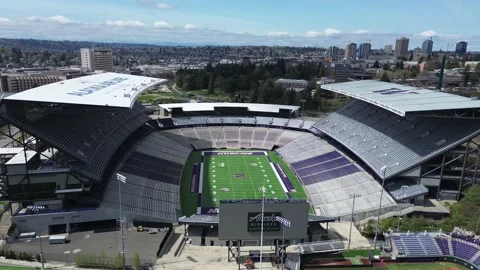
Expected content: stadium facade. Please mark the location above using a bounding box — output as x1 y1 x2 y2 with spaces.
0 74 479 247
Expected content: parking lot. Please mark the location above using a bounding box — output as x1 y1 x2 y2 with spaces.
7 228 166 264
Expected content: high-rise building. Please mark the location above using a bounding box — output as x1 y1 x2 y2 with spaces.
358 43 371 59
345 42 357 59
394 37 409 58
0 74 64 93
384 45 393 55
80 48 114 72
422 39 433 54
455 41 468 55
326 46 340 58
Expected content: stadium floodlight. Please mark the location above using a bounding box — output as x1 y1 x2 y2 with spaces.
348 194 361 250
28 205 46 270
374 166 388 251
116 173 127 270
275 216 291 270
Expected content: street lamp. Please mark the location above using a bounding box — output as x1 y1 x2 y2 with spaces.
396 185 409 232
348 194 361 250
116 173 127 270
28 205 45 269
373 166 387 251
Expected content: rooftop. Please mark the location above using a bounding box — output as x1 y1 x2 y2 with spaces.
321 80 480 116
6 151 36 165
159 102 300 114
4 72 166 108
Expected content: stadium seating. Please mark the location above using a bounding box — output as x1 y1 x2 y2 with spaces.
100 131 191 222
434 237 452 255
391 233 442 257
168 116 316 130
1 103 150 180
276 133 396 218
451 239 479 262
312 99 480 178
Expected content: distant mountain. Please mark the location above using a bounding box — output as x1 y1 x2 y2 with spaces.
0 38 160 51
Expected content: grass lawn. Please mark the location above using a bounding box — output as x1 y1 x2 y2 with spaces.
201 151 287 207
180 150 310 215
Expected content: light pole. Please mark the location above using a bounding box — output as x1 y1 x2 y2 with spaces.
259 183 266 270
274 216 291 270
373 166 387 251
348 194 361 250
396 185 408 232
29 205 45 269
300 99 306 119
116 173 127 270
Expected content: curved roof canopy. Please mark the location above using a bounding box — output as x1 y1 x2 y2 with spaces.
4 72 166 108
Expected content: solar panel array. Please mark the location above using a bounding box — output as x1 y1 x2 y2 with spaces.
312 99 480 179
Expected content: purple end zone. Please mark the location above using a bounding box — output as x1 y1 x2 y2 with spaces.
203 151 266 156
190 163 200 193
274 163 295 192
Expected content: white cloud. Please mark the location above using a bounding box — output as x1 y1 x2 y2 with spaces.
353 29 370 34
49 15 75 24
153 21 172 28
0 17 13 25
267 32 291 37
156 3 172 9
106 20 146 27
184 24 198 30
306 28 341 37
419 30 438 37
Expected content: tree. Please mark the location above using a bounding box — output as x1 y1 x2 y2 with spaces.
207 74 214 94
463 65 471 87
395 61 404 70
408 54 413 61
373 60 380 68
133 253 141 270
214 76 225 92
475 63 480 75
383 63 390 71
114 252 123 269
380 72 390 82
418 56 425 64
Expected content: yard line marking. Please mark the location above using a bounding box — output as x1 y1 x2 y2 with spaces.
242 154 258 198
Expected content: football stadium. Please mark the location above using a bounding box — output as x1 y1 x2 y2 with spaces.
0 73 480 269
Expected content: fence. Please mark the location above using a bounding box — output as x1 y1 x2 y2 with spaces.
7 250 153 269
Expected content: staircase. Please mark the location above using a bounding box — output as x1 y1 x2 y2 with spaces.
447 237 454 255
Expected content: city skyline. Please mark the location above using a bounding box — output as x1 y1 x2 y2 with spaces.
0 0 479 49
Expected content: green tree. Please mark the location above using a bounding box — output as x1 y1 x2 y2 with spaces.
463 65 471 87
214 76 225 92
395 61 404 70
207 74 214 94
380 72 390 82
114 252 123 269
475 63 480 75
418 56 425 64
133 253 141 270
383 63 390 71
373 60 380 68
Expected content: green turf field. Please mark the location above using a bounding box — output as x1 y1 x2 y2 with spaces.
179 150 309 216
201 151 287 207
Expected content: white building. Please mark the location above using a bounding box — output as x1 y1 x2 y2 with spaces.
80 48 113 72
384 45 393 55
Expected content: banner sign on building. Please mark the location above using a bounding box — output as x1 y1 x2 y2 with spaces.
247 212 281 232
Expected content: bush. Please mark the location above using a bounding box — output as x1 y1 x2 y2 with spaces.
7 223 16 236
36 253 41 262
133 253 141 270
6 250 16 259
0 249 5 257
114 252 123 270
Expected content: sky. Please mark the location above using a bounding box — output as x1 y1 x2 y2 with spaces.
0 0 479 50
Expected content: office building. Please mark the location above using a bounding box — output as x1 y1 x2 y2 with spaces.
326 46 341 58
358 43 371 59
455 41 468 55
0 74 64 93
80 48 114 72
345 42 357 59
422 39 433 54
384 45 393 55
413 47 422 55
395 37 409 58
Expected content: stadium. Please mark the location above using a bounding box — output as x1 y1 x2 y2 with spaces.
0 73 480 269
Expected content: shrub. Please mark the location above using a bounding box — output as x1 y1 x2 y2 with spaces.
36 253 41 262
133 253 141 270
114 252 123 270
6 250 16 259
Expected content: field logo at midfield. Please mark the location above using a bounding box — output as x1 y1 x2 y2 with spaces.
250 163 258 167
235 172 246 179
219 162 225 167
220 187 230 192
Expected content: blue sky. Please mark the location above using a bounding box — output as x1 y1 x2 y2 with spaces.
0 0 479 49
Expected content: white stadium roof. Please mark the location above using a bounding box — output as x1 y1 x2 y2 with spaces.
321 80 480 116
4 72 166 108
159 102 300 113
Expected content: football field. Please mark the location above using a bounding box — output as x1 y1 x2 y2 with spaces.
201 151 288 208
